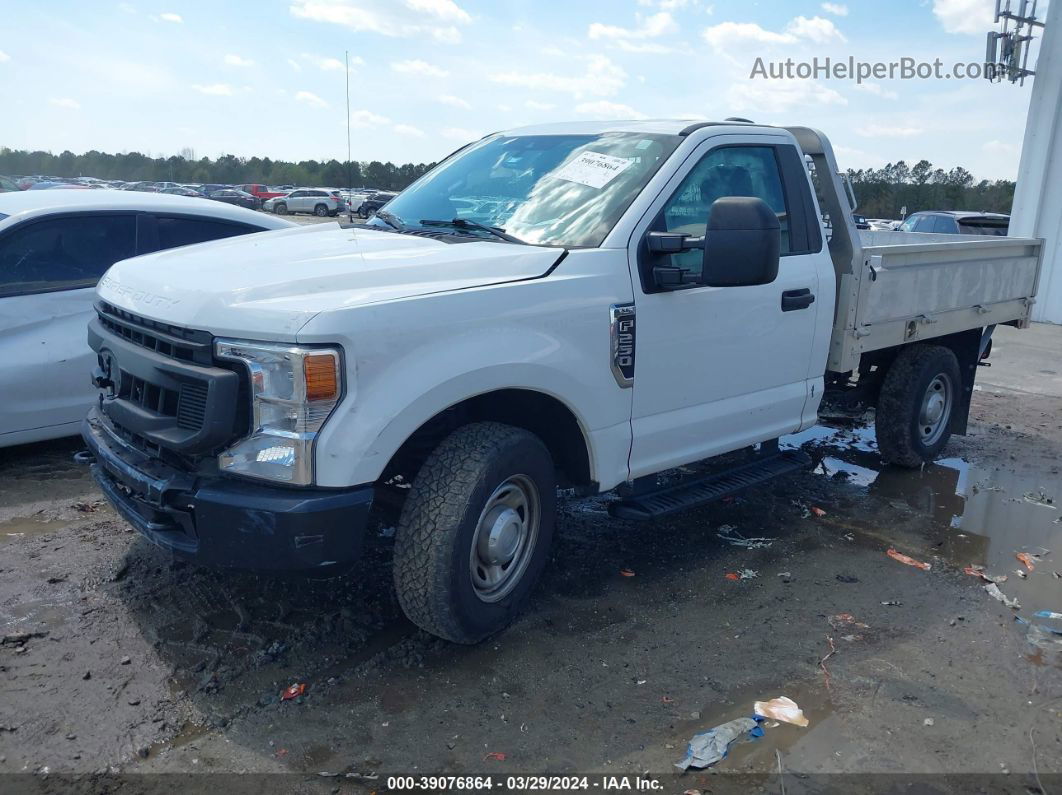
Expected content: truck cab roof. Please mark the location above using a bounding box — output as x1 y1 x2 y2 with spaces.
496 119 771 138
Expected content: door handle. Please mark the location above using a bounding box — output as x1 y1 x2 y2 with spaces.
781 288 815 312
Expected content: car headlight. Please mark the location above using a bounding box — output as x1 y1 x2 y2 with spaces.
215 340 343 485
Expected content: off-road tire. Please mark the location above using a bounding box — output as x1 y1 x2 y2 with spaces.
314 203 328 217
876 344 961 468
392 422 556 644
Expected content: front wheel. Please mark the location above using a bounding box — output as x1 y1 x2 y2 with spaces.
392 422 556 644
875 344 961 468
274 203 287 215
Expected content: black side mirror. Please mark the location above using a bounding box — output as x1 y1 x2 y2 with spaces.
700 197 780 287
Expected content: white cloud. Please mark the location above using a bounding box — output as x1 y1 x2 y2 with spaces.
301 53 359 71
159 11 182 22
854 82 899 100
821 2 848 16
491 54 626 98
437 94 471 109
441 126 480 141
192 83 234 96
295 90 328 108
49 97 81 109
856 123 924 137
588 11 676 40
703 21 796 48
290 0 471 43
0 50 9 63
393 123 426 137
983 139 1019 155
616 40 676 54
391 59 449 77
287 58 302 71
933 0 995 34
574 100 648 120
525 99 556 110
223 53 254 67
728 80 847 113
350 109 391 128
785 16 846 43
703 15 844 49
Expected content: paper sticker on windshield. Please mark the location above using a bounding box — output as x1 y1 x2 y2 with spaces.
551 151 633 189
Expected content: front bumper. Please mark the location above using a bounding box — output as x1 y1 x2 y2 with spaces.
81 408 373 571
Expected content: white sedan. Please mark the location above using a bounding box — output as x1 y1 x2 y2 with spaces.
0 190 295 448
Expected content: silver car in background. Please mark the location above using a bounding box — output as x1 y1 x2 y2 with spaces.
263 188 347 217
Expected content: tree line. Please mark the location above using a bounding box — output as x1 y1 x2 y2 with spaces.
846 160 1015 220
0 147 1016 217
0 148 437 191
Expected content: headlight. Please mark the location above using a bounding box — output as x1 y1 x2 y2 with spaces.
215 340 343 485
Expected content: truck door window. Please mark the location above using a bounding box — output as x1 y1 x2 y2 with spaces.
660 146 790 276
0 214 136 297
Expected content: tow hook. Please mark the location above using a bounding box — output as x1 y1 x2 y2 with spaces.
73 450 96 465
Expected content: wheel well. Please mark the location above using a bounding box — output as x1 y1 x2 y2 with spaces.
379 390 593 493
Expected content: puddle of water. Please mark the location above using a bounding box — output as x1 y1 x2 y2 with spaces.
783 423 1062 643
0 515 72 543
676 680 837 772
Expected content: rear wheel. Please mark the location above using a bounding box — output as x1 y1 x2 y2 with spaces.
392 422 556 644
875 344 961 468
314 203 328 217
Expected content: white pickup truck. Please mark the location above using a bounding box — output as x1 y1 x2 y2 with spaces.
80 120 1043 643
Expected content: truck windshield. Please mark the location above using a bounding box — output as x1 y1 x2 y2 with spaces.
371 132 682 247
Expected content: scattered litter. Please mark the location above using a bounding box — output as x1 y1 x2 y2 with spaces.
483 752 507 761
674 717 764 770
724 572 740 581
1022 490 1056 509
924 718 935 727
378 526 396 538
963 565 1007 584
835 574 859 584
716 525 773 549
74 502 99 513
791 499 811 519
886 548 931 571
1025 623 1062 651
810 506 827 517
738 569 758 580
281 683 306 701
1015 570 1028 579
1054 571 1062 579
881 600 902 606
619 568 636 577
661 696 674 704
984 583 1021 610
1033 611 1062 621
777 571 792 579
819 636 837 692
753 696 809 728
1016 552 1040 572
828 613 869 630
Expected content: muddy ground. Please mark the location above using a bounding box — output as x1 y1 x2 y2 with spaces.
1 326 1060 793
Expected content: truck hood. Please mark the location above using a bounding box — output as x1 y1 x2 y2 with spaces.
97 224 565 339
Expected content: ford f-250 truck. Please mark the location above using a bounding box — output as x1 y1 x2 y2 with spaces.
80 120 1043 643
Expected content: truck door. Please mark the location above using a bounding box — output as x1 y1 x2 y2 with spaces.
625 134 826 478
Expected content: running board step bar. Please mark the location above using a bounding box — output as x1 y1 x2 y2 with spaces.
609 450 811 521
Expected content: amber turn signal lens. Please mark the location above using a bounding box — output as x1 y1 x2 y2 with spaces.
303 354 338 401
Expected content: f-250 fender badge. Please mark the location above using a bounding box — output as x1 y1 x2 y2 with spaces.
610 303 636 388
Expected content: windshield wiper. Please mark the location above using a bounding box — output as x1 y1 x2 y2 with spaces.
373 209 405 231
418 218 524 244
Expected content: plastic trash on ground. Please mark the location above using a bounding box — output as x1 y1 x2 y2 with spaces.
887 548 931 570
674 717 764 770
281 683 307 701
716 525 773 549
984 583 1021 609
964 565 1007 584
753 696 809 728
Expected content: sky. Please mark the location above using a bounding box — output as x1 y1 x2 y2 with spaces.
0 0 1045 180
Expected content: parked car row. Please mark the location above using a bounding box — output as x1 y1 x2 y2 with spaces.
0 190 295 448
